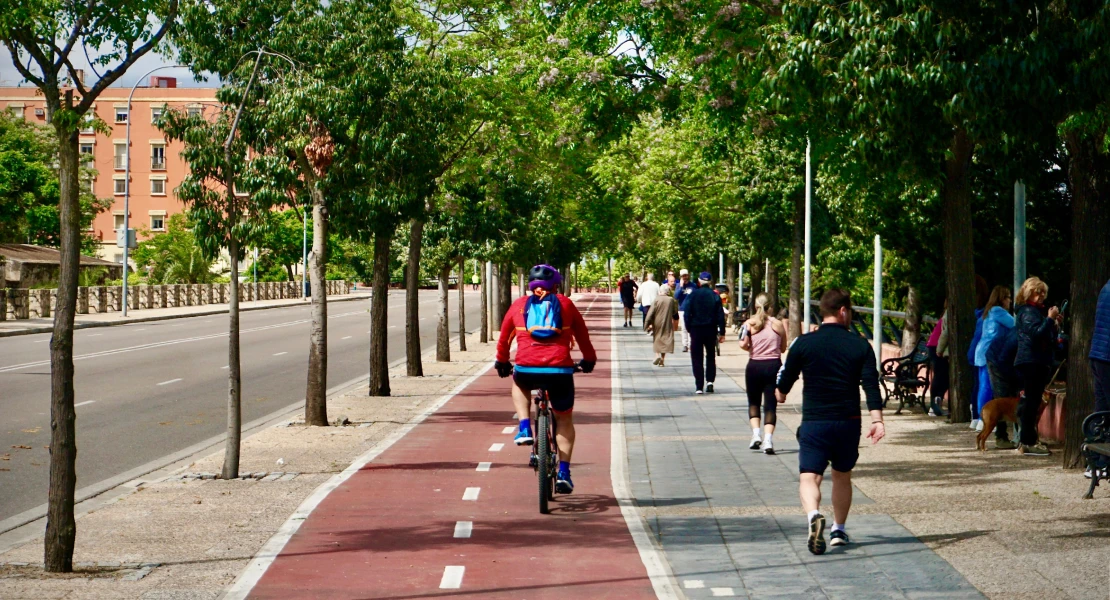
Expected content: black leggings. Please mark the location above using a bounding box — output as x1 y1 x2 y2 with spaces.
1017 363 1050 445
746 358 781 426
929 347 949 400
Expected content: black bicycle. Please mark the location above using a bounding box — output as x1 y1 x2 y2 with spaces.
529 363 583 514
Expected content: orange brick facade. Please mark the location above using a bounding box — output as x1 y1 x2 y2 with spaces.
2 80 218 263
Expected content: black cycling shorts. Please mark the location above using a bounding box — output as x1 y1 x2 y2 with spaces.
797 420 861 474
621 296 636 309
513 371 575 413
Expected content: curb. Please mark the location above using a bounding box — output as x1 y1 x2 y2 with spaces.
0 294 370 338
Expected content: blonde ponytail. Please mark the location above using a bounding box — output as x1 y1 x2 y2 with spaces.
751 292 770 334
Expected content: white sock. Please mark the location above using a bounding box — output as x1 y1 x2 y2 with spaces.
832 523 845 532
764 433 773 445
752 428 762 438
807 510 820 522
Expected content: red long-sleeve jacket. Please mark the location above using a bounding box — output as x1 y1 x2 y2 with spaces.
496 294 597 372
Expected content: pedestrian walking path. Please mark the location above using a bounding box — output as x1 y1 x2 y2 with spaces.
615 304 983 599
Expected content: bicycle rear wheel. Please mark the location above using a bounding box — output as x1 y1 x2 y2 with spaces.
537 410 552 514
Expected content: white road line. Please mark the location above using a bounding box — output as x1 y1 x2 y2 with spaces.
273 352 287 356
133 328 146 331
502 426 515 434
610 296 683 599
488 443 504 452
0 309 367 373
439 566 465 589
342 336 352 340
684 580 705 589
86 334 102 337
156 378 182 386
33 340 48 343
389 325 397 329
476 462 491 472
453 521 473 539
221 365 229 370
74 401 96 408
462 487 480 501
711 588 736 597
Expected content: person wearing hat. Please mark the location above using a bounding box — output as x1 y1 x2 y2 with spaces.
683 271 726 394
675 269 697 352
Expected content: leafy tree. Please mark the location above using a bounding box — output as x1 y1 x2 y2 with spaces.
0 0 178 571
132 213 222 284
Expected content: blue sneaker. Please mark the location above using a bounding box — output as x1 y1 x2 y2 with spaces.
555 470 574 494
514 428 534 446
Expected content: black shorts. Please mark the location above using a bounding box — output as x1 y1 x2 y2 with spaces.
621 297 635 309
513 371 575 413
797 420 861 474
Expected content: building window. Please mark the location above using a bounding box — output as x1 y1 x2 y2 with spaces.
150 144 166 170
80 115 95 135
151 105 164 123
187 105 202 118
80 142 94 166
150 178 166 195
114 107 128 123
114 142 127 170
113 214 125 230
9 106 24 119
84 178 95 194
150 214 165 231
113 178 127 195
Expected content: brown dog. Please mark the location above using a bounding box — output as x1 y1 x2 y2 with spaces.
976 396 1047 451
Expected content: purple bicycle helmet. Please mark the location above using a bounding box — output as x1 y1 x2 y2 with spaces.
527 264 562 292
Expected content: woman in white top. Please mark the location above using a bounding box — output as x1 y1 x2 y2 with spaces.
740 293 787 454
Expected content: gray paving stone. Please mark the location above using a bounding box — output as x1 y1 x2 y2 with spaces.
613 314 984 599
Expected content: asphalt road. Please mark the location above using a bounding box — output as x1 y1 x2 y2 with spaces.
0 288 485 524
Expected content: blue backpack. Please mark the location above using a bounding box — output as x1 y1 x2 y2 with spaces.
524 294 562 340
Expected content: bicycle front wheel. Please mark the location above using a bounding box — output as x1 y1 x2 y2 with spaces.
537 410 552 514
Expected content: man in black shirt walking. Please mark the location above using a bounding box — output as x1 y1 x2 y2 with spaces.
775 289 885 555
684 271 726 394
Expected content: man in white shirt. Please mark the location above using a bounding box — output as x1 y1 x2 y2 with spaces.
636 273 661 329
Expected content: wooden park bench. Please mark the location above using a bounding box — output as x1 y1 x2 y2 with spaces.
880 340 932 415
1082 411 1110 499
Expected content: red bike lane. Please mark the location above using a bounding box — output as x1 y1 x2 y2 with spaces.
248 294 657 599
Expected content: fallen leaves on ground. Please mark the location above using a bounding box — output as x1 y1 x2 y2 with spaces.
11 445 32 450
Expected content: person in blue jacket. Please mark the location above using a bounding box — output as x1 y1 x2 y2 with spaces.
967 275 990 431
1092 278 1110 413
975 287 1015 411
674 268 698 352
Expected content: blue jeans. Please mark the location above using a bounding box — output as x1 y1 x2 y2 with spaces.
976 366 994 413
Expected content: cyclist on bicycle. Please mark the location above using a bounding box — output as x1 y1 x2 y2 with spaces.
494 264 597 494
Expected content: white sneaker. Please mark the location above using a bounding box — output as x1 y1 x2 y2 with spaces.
695 389 704 395
975 419 984 432
969 419 979 430
763 440 775 455
749 434 762 450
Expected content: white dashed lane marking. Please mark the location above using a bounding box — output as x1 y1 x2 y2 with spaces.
273 352 287 356
684 580 705 589
462 487 480 501
453 521 473 539
488 443 504 452
501 426 515 434
476 462 491 472
341 336 352 340
74 401 96 408
711 588 736 597
439 566 465 589
156 378 182 386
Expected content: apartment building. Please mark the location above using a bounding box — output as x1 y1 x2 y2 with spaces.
2 77 218 263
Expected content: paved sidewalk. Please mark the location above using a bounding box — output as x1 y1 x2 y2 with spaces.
0 290 369 336
614 308 983 599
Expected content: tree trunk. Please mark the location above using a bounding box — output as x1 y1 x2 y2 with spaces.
458 258 467 351
767 262 779 314
222 237 242 478
304 188 328 427
725 257 736 327
405 218 424 377
285 264 295 282
44 108 79 573
369 230 392 396
1063 128 1110 467
790 188 804 341
498 263 511 323
749 259 764 310
942 127 977 424
901 285 922 356
480 260 489 344
491 263 501 335
437 265 451 361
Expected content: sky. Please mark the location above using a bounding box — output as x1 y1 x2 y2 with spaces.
0 44 216 89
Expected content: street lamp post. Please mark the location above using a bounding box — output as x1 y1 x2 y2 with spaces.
122 65 187 317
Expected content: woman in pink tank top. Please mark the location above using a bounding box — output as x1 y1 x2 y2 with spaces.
740 293 787 454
